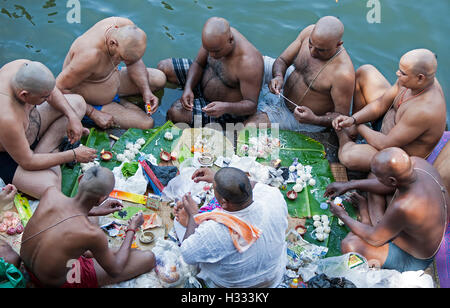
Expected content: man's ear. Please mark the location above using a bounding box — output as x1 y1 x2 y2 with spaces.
417 73 426 83
389 176 398 187
337 40 344 47
18 90 29 101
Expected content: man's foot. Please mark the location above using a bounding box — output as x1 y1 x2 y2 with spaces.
0 185 17 208
0 240 21 269
348 192 371 225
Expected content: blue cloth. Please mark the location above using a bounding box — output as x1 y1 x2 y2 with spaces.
382 242 434 272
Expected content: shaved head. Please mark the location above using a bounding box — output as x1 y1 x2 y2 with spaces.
12 61 55 94
371 148 413 184
78 166 115 199
401 49 437 77
313 16 344 44
214 167 252 206
202 17 231 43
112 25 147 63
201 17 234 56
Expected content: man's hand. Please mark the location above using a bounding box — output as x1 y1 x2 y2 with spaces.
192 168 216 184
128 212 145 231
328 199 348 219
67 117 84 144
202 102 227 118
324 182 351 199
90 198 123 216
90 108 116 129
181 88 194 111
269 76 284 95
332 115 355 131
179 194 199 217
73 145 97 163
144 92 159 115
293 106 317 124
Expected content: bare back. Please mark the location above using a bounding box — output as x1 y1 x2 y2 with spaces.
284 26 354 115
390 157 449 259
200 28 263 104
381 80 446 158
58 17 134 105
20 187 100 287
0 60 40 153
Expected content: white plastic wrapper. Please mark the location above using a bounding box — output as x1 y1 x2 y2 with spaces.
161 167 208 202
112 163 148 195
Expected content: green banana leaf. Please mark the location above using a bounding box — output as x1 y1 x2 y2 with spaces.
61 121 180 197
61 128 111 197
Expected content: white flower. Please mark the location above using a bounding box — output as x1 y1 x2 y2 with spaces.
126 143 134 150
136 138 146 146
308 179 316 186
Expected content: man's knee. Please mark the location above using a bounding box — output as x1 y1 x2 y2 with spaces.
66 94 87 118
341 234 362 254
356 64 377 82
157 59 178 85
136 117 154 130
166 102 190 125
149 69 167 91
339 146 361 170
157 59 173 76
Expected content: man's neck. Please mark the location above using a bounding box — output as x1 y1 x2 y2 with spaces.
410 78 434 96
73 194 98 214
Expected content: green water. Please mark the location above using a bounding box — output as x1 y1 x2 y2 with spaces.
1 0 449 127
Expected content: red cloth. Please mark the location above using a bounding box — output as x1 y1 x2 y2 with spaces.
27 256 98 288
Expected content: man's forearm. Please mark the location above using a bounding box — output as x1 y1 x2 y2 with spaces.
183 215 199 242
309 112 341 127
21 151 76 171
272 57 288 79
222 100 257 116
48 88 78 120
185 61 204 91
339 213 382 246
113 230 135 273
357 124 390 150
127 60 152 96
344 178 395 195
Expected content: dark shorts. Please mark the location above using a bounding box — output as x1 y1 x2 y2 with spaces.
0 139 39 185
171 58 249 127
382 242 434 273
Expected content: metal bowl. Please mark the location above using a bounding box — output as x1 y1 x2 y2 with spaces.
139 231 155 244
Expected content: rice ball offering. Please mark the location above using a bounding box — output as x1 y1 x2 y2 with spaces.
164 131 174 141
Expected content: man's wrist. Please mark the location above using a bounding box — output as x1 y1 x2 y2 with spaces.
351 115 358 125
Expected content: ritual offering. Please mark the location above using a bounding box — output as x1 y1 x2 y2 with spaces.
109 190 147 205
139 230 155 244
164 131 174 141
197 153 215 166
160 150 172 162
287 190 298 200
100 150 113 162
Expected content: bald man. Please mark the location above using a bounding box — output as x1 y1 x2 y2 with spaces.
158 17 264 128
333 49 447 171
247 16 355 131
20 166 155 288
57 17 166 130
325 148 449 272
0 60 97 199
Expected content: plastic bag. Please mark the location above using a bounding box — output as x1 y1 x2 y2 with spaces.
161 167 208 202
298 253 434 288
0 258 26 288
152 239 189 288
112 163 148 195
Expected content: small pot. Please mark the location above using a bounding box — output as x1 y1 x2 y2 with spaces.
160 150 171 162
287 190 298 200
139 231 155 244
295 224 307 236
100 151 113 161
198 153 214 166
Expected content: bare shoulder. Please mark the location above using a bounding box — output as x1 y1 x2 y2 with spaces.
298 24 315 41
